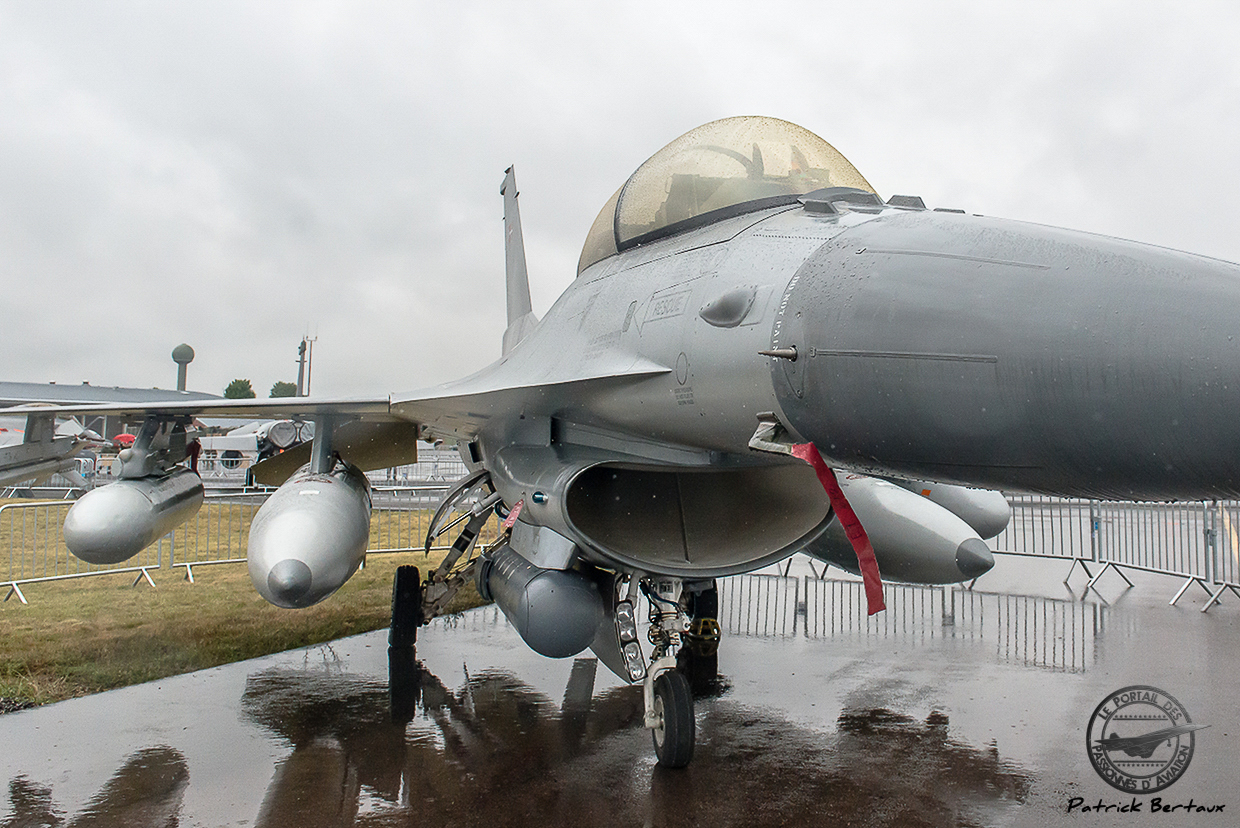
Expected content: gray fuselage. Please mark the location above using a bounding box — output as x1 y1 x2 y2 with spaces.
452 199 1240 502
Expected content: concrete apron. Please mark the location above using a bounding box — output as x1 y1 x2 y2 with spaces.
0 555 1236 827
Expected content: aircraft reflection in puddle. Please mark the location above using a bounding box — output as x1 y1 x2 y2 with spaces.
724 574 1109 673
1 747 188 828
0 577 1071 827
231 645 1030 827
239 648 643 826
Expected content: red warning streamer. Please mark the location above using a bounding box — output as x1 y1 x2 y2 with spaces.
790 443 886 615
502 499 524 530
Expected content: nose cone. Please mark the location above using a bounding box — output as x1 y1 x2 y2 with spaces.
772 208 1240 500
63 484 152 564
955 538 994 579
246 465 372 609
266 559 314 608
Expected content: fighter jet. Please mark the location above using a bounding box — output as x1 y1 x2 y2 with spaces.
1097 724 1210 759
21 116 1240 767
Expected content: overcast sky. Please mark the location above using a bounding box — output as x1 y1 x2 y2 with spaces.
4 2 1240 398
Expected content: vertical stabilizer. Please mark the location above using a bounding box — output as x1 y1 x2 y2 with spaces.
501 166 539 355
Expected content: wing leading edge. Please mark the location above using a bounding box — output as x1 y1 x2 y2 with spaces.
1 357 673 485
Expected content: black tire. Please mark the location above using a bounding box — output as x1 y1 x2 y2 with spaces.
688 580 718 620
389 565 422 648
677 646 720 697
682 579 721 694
651 670 695 768
388 644 422 723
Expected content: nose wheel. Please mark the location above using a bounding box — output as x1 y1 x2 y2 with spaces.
641 577 697 767
651 669 694 767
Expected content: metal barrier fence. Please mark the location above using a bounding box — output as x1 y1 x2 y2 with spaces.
1215 503 1240 594
993 496 1096 560
720 573 800 637
0 501 163 603
2 486 500 599
155 495 264 581
7 486 1240 613
799 576 1101 673
162 487 501 581
996 496 1240 610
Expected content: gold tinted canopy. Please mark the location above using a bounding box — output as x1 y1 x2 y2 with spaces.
578 116 874 274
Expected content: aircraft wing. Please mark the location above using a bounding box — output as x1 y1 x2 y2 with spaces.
0 356 672 485
0 397 412 486
0 396 400 422
0 406 95 488
5 346 673 430
0 438 85 487
389 357 673 439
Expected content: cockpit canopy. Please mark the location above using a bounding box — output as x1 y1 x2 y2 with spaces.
578 116 875 274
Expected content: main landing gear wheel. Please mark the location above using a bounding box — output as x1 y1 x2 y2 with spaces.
651 670 695 768
389 565 422 648
679 580 721 695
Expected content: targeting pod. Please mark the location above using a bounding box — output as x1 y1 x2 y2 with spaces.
477 544 604 658
63 467 204 565
247 462 372 608
804 474 994 584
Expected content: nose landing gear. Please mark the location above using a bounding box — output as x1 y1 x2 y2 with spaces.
641 577 717 768
642 577 694 767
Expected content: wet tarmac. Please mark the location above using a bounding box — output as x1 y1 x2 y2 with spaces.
2 555 1238 827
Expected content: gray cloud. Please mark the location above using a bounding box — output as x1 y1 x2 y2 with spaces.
3 2 1239 396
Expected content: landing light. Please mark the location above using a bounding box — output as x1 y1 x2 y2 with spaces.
623 642 646 681
616 600 638 643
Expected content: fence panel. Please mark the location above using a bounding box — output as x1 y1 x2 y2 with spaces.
1 501 162 598
992 496 1095 560
158 496 265 568
802 577 1098 672
804 578 952 644
981 590 1098 673
164 488 502 567
1095 500 1212 580
1211 502 1240 592
719 573 799 637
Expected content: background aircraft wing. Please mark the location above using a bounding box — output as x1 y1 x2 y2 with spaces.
2 352 671 486
0 397 413 486
0 396 400 422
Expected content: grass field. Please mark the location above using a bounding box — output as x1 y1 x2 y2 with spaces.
0 498 490 709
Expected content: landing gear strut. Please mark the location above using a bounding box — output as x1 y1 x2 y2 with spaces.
389 470 506 650
642 577 695 767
